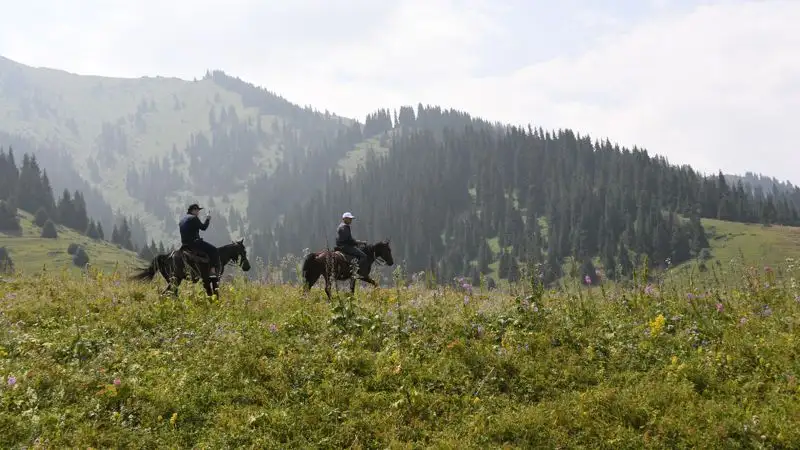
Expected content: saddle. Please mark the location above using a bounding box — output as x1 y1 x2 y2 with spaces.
333 246 358 265
176 244 210 264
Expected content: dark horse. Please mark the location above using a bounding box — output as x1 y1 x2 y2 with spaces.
129 239 251 297
301 240 394 299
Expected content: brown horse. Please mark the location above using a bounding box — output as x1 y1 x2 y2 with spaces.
301 240 394 299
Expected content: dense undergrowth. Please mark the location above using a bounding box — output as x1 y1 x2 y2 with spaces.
1 260 800 448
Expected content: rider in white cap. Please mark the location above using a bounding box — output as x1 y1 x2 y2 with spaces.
336 212 367 272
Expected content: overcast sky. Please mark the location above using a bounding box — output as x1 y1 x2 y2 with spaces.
1 0 798 184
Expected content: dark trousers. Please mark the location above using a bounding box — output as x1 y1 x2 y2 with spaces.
340 245 368 272
187 240 221 274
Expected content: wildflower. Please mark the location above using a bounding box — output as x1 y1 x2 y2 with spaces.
761 305 773 317
687 293 696 301
7 376 16 386
113 378 121 386
716 303 724 313
764 266 772 273
795 295 800 303
649 314 666 337
644 284 656 296
269 323 278 333
584 275 592 285
739 317 748 325
463 296 469 306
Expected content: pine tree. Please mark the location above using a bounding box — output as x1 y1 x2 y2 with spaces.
34 207 49 227
616 242 632 279
118 218 134 250
0 201 20 232
41 219 58 239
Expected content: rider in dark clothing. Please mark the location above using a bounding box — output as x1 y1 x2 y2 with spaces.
336 212 367 273
179 203 221 279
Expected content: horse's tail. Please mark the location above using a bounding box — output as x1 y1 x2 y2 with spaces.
129 254 166 282
302 251 316 284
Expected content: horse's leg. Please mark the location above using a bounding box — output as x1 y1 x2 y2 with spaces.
211 276 220 298
200 264 217 298
170 278 181 297
350 278 356 295
324 272 332 300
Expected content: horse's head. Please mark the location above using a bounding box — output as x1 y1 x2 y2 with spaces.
372 239 394 266
231 238 251 272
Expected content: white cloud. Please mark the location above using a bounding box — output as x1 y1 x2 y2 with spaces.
1 0 799 183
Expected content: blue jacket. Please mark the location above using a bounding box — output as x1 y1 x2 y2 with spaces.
179 214 210 244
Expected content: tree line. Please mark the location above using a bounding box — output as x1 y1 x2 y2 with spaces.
246 105 800 285
0 147 155 255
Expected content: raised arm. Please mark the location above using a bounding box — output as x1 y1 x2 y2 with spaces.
194 215 210 230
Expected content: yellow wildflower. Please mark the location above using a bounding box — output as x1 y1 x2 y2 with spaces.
649 314 665 337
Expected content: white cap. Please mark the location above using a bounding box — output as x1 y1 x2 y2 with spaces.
342 212 355 219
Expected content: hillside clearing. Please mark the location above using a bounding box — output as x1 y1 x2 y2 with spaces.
0 210 143 275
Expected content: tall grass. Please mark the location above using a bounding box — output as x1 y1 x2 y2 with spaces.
1 259 799 448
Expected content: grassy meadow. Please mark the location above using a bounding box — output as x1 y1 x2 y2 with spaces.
2 256 800 448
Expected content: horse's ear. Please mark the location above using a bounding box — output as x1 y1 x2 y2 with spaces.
236 238 244 245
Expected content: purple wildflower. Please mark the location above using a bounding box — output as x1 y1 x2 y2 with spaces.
644 284 656 296
687 293 696 301
716 303 724 313
764 266 772 272
462 282 473 294
584 275 592 285
113 378 121 386
463 296 469 306
7 376 16 386
269 323 278 333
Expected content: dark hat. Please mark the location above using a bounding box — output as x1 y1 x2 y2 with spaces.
187 203 203 212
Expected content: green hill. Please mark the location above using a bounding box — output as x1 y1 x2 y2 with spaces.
701 218 800 266
0 210 143 275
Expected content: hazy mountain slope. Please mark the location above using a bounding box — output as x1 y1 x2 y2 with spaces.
0 56 362 245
